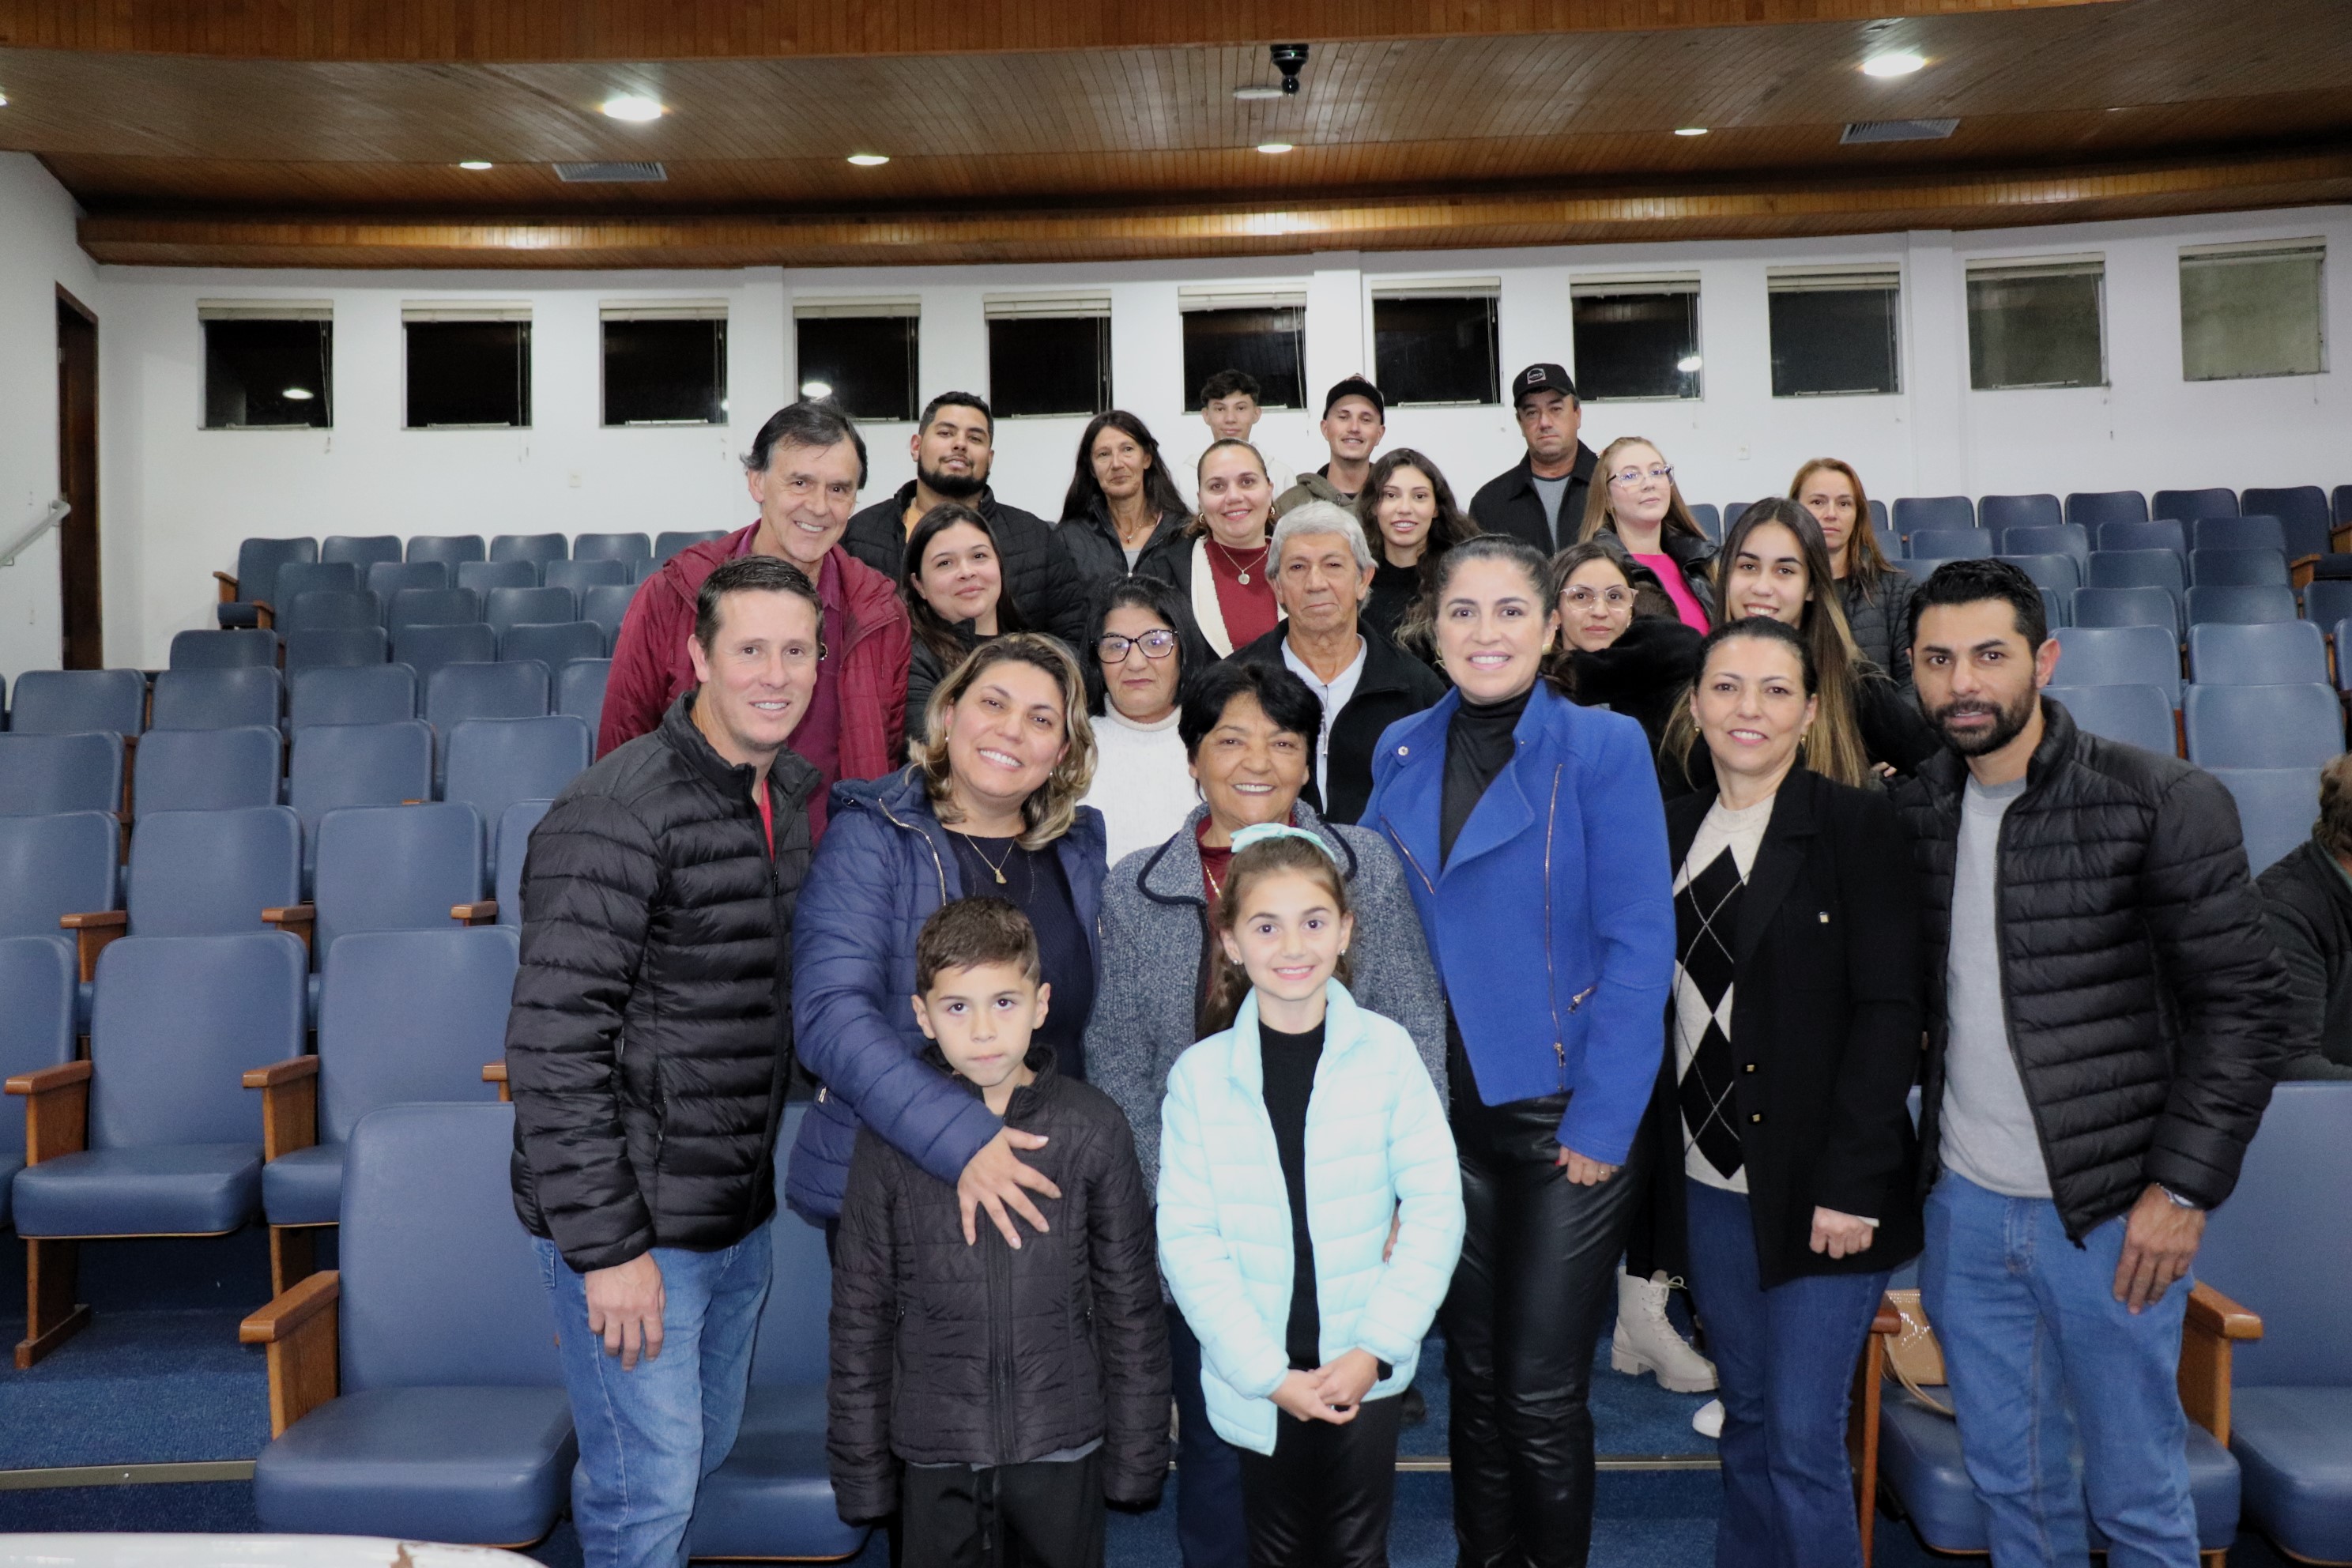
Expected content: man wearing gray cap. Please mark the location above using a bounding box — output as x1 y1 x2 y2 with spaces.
1471 363 1600 552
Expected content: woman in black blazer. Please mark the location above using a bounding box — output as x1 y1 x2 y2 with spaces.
1631 614 1922 1568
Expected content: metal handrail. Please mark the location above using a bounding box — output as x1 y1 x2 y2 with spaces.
0 498 70 568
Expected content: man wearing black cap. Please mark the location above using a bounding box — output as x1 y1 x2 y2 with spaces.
1272 375 1385 520
1472 363 1600 552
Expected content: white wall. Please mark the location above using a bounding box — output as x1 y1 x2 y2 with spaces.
0 153 102 677
77 200 2352 668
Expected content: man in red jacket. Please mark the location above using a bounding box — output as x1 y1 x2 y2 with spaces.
603 401 912 839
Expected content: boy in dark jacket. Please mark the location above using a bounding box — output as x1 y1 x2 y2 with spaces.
828 899 1169 1568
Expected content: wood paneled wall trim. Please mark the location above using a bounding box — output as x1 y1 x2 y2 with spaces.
77 148 2352 269
0 0 2118 62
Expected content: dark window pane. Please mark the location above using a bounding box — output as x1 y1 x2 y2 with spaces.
204 319 332 429
1967 273 2104 390
1769 287 1900 397
797 315 918 422
406 321 531 428
1372 296 1499 405
603 318 727 425
1572 291 1701 401
989 316 1111 418
1182 307 1305 410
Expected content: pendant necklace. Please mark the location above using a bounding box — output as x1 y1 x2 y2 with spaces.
1210 537 1271 585
956 831 1016 886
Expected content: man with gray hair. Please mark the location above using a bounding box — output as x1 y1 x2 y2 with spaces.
1227 499 1448 824
2258 752 2352 1080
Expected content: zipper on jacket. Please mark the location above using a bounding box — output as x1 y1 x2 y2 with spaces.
1378 814 1437 897
874 793 951 904
989 1208 1015 1461
1542 764 1570 1091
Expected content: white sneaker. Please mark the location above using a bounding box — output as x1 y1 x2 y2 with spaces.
1692 1398 1724 1439
1609 1269 1719 1393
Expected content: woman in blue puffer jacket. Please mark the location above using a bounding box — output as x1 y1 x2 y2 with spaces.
786 635 1108 1238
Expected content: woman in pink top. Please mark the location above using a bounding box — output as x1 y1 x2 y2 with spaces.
1574 435 1717 633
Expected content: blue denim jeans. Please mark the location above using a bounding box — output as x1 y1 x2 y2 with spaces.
535 1222 774 1568
1921 1172 2199 1567
1684 1179 1889 1568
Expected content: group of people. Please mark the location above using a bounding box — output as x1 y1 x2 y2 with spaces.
508 368 2305 1568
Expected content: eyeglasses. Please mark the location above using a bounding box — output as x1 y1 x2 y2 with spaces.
1098 630 1179 662
1560 586 1634 611
1607 464 1675 488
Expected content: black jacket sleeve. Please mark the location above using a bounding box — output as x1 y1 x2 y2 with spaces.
1810 789 1927 1221
505 792 662 1272
1087 1114 1173 1506
2263 878 2352 1080
2139 768 2295 1206
1856 669 1942 775
827 1132 903 1522
904 640 942 748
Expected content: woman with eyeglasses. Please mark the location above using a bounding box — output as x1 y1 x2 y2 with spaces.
1788 458 1915 687
1543 537 1705 756
900 503 1031 744
1078 576 1216 865
1576 436 1716 633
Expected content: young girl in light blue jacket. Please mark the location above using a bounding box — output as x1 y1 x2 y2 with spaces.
1158 824 1464 1568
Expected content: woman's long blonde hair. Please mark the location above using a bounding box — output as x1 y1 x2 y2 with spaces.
1577 435 1712 548
918 633 1099 850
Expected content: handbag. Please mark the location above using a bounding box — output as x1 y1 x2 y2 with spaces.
1883 1288 1955 1418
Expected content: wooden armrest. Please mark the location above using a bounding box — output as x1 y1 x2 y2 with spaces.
214 570 239 601
1870 1298 1900 1336
241 1269 341 1437
2290 554 2319 592
242 1056 320 1090
58 910 126 931
484 1060 510 1102
58 908 127 984
451 899 499 925
2333 522 2352 555
2186 1281 2262 1340
2177 1280 2262 1446
245 1054 319 1160
262 903 315 952
6 1060 93 1098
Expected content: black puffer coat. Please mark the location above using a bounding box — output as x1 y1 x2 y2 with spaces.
1840 566 1919 688
828 1047 1169 1520
1892 698 2292 1237
843 482 1090 644
507 692 818 1272
1057 497 1189 605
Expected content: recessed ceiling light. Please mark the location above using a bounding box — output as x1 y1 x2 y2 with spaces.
1674 126 1709 137
846 153 890 167
600 93 665 122
800 380 833 399
458 160 493 171
1675 355 1704 373
1861 51 1926 77
1234 85 1284 101
1257 141 1295 155
0 91 10 108
281 387 315 401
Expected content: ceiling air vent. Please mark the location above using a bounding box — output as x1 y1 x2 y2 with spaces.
1840 119 1959 145
553 161 668 183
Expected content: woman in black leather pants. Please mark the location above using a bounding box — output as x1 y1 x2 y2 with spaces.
1364 536 1679 1567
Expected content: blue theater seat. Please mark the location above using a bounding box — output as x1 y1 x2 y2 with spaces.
686 1103 870 1561
499 620 603 669
2184 684 2343 769
555 658 609 729
250 928 515 1289
386 588 482 637
2052 624 2181 707
484 586 576 639
441 718 588 838
574 532 652 563
365 560 448 613
283 626 390 673
579 584 638 652
393 622 497 691
2239 486 2332 563
321 536 403 575
0 937 77 1231
2153 487 2239 523
274 803 484 971
2045 684 2176 756
2098 519 2189 561
148 667 281 732
406 534 485 569
542 559 630 596
2195 517 2288 556
2065 489 2148 527
426 661 549 732
2192 548 2290 589
2187 586 2299 627
2071 586 2184 638
458 560 540 597
470 799 552 929
130 726 281 819
9 931 303 1363
1891 497 1974 537
247 1102 577 1545
286 722 435 865
273 562 360 615
0 733 126 816
281 590 383 634
289 665 416 729
217 537 317 628
1997 524 2090 571
2198 1083 2352 1565
1979 494 2061 533
654 530 726 564
1905 528 1986 562
9 668 146 737
122 806 303 940
169 628 279 669
2188 620 2328 688
490 533 568 571
0 810 117 940
2208 768 2324 876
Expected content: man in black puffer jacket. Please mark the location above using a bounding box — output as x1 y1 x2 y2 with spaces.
830 899 1167 1567
1894 560 2290 1568
507 556 824 1568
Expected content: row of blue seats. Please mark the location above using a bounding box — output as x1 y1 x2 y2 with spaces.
1959 579 2316 635
0 658 607 741
191 577 641 654
215 530 718 628
1694 483 2349 545
1902 517 2317 564
218 566 649 639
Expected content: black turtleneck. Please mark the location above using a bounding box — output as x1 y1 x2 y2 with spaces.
1442 684 1532 863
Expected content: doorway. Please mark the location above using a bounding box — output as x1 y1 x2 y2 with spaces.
55 288 100 669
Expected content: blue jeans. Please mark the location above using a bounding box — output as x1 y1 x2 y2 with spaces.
1167 1302 1249 1568
1922 1172 2199 1567
1684 1179 1889 1568
535 1222 774 1568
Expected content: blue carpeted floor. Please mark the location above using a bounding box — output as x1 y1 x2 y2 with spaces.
0 1232 2308 1566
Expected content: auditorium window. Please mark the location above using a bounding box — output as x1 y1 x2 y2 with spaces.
404 303 533 428
1571 277 1702 401
201 301 333 429
1967 258 2105 390
1372 282 1501 405
1768 268 1902 397
602 301 728 425
794 299 919 422
2180 240 2327 381
1181 287 1306 411
986 293 1113 418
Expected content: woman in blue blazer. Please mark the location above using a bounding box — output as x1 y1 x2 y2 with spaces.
1363 535 1678 1568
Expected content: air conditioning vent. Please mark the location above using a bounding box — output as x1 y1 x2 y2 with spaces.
554 161 668 183
1840 119 1959 145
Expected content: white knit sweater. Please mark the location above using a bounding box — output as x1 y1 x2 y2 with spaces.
1082 706 1195 868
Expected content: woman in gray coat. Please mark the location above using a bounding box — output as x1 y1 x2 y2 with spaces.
1085 656 1446 1568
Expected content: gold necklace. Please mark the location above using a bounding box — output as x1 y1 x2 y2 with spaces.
956 830 1017 885
1208 537 1271 585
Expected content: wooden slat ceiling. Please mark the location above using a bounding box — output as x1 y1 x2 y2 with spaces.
2 0 2347 268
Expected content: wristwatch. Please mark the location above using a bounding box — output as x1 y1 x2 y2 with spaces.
2158 1185 2203 1211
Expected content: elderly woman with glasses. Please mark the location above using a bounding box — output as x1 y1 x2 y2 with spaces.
1078 575 1216 865
1575 435 1716 632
